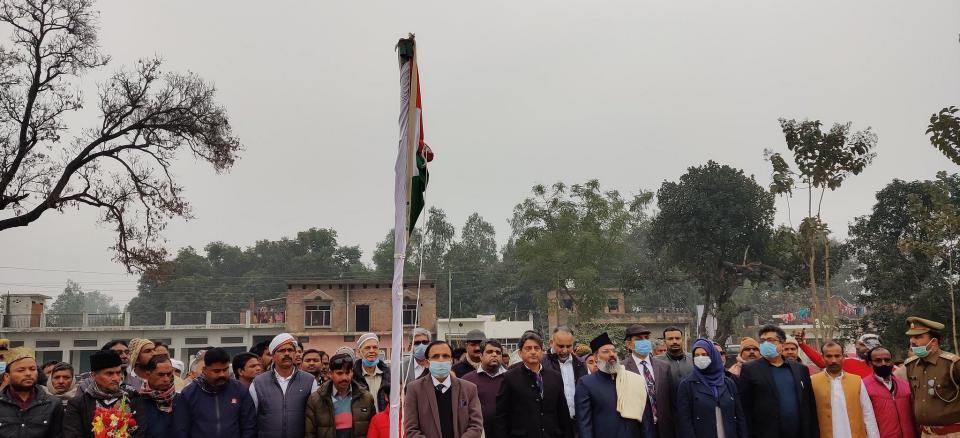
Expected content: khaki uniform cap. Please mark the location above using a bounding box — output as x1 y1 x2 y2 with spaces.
906 316 945 336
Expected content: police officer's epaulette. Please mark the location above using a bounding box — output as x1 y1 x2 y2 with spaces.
940 351 960 362
905 355 921 365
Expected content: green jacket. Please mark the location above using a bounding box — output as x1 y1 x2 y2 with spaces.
305 380 375 438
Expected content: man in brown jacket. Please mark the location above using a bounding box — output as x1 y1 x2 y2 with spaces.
306 352 376 438
404 340 484 438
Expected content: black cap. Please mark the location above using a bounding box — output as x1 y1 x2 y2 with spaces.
90 350 122 372
463 329 486 343
589 332 613 353
624 324 651 340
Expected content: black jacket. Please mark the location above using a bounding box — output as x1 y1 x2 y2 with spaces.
64 389 148 438
676 374 749 438
0 387 63 438
352 359 390 409
494 364 573 438
738 358 819 438
621 355 676 438
541 352 587 383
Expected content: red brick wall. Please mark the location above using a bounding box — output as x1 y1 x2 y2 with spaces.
285 282 437 335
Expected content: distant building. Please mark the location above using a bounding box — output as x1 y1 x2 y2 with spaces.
284 279 437 360
1 293 50 329
547 289 694 345
436 314 535 352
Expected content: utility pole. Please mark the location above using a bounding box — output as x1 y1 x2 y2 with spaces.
447 270 452 340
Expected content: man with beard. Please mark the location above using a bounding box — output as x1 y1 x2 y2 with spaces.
543 326 587 422
727 337 760 377
798 330 873 377
174 348 256 438
461 340 507 437
810 341 880 438
300 349 325 384
64 350 147 438
575 333 652 438
45 362 77 409
305 352 376 438
783 336 816 375
250 333 319 438
0 348 63 438
125 338 156 389
139 355 178 438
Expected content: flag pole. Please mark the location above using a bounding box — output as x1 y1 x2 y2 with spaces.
390 34 419 438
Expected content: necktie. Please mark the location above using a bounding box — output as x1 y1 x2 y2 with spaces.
641 360 658 422
534 372 544 397
435 384 445 393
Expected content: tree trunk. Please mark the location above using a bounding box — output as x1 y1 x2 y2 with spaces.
808 238 821 346
952 251 958 353
824 238 833 340
698 288 712 338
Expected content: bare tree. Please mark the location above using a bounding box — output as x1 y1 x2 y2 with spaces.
0 0 242 271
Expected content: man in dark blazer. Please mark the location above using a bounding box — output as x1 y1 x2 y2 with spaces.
738 324 819 438
404 340 484 438
576 332 654 438
495 331 574 438
542 326 587 423
621 324 674 438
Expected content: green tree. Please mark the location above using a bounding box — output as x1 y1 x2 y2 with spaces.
0 0 242 271
848 175 960 356
650 161 776 344
766 118 876 338
510 180 652 327
928 106 960 165
50 280 120 315
444 213 500 317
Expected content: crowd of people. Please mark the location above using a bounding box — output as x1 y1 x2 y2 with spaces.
0 315 955 437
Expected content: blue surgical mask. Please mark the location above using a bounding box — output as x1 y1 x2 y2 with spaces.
634 340 653 356
760 342 779 359
361 357 380 368
413 344 428 361
429 361 451 378
912 344 930 358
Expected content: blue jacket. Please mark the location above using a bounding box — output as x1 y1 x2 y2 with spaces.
174 379 256 438
676 375 749 438
574 371 654 438
141 394 178 438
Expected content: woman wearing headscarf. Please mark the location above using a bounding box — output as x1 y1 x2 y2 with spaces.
677 338 749 438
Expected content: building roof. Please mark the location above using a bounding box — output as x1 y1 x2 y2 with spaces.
285 279 435 286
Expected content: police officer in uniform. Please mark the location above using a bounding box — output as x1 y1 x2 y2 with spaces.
904 316 960 437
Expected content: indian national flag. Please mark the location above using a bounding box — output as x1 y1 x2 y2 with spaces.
397 36 433 235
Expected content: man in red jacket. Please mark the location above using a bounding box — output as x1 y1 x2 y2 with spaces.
862 346 917 438
797 329 874 377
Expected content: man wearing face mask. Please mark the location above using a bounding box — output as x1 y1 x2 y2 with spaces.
402 328 432 384
739 324 819 438
575 332 652 438
621 324 674 438
903 316 960 437
353 333 390 412
403 340 484 438
862 346 917 438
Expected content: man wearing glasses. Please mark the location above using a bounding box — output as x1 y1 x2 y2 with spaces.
903 316 960 437
402 328 433 384
739 324 819 438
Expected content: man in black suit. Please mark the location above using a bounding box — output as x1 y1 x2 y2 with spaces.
738 324 819 438
495 331 573 438
620 324 674 438
542 326 587 423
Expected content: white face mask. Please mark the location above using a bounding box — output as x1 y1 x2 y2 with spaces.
693 356 712 370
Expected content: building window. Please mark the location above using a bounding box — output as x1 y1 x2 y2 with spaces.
402 303 417 325
35 340 60 348
73 339 97 347
561 299 573 310
220 336 244 344
185 337 208 345
305 303 331 327
607 299 619 312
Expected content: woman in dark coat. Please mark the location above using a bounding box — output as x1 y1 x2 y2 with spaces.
676 339 749 438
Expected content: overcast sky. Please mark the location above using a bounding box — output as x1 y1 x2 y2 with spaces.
0 1 958 307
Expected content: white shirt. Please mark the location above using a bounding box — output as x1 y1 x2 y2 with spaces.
557 355 577 418
249 369 321 408
414 361 425 379
826 372 880 438
432 375 452 394
632 354 656 383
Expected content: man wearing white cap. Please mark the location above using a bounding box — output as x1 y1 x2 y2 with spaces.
249 333 319 438
353 333 390 411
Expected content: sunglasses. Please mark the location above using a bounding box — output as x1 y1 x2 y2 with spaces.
331 356 353 368
413 340 430 346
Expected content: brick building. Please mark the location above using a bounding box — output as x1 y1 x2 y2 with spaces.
285 279 437 360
